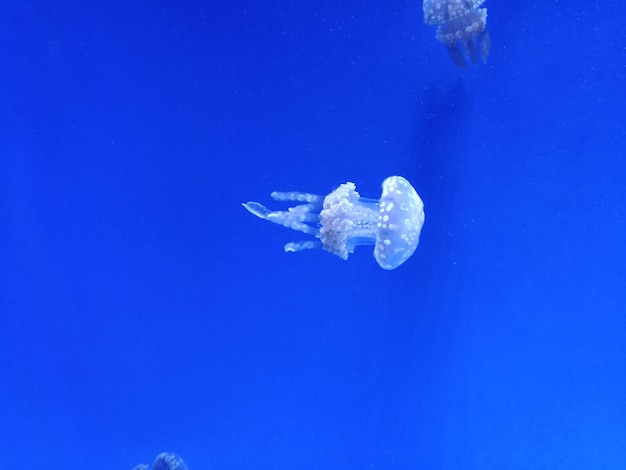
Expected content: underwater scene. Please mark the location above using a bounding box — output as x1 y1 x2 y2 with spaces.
1 1 625 469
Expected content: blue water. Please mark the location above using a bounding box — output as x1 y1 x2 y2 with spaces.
1 1 624 469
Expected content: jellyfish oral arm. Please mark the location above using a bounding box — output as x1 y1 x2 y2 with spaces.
241 201 272 220
284 240 322 252
423 0 490 67
242 197 323 252
242 191 322 236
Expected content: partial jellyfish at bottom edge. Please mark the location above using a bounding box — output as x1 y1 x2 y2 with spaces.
133 453 188 470
242 176 425 270
423 0 491 68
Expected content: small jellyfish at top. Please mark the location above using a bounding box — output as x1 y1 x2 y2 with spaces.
242 176 425 270
423 0 491 68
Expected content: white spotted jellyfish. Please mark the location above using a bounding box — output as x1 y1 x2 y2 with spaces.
242 176 425 270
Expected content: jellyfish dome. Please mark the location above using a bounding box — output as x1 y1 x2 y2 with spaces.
242 176 425 270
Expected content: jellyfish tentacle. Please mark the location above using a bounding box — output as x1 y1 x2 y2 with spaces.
479 28 491 62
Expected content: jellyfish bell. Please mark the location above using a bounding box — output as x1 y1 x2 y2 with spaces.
242 176 425 270
374 176 425 269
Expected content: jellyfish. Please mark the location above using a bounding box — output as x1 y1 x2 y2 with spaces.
242 176 425 270
132 453 188 470
423 0 491 68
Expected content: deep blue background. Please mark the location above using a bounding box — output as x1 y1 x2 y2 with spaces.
1 1 625 468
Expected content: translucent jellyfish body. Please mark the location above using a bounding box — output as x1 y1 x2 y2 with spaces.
133 453 188 470
243 176 425 270
423 0 490 68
